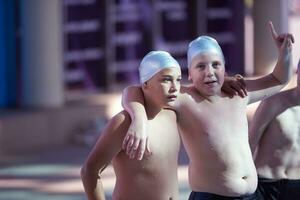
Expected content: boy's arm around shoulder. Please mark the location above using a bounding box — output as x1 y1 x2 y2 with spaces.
121 85 150 160
81 111 131 200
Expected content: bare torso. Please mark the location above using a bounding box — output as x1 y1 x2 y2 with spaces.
176 86 257 196
255 89 300 180
112 110 180 200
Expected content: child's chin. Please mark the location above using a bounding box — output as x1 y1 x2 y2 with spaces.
165 101 176 107
204 88 220 96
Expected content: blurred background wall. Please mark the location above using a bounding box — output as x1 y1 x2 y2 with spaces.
0 0 300 155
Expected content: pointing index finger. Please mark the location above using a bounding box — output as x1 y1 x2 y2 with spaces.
269 21 278 40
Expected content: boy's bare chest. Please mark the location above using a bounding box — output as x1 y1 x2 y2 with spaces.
272 106 300 140
182 97 245 120
178 97 248 137
146 119 179 155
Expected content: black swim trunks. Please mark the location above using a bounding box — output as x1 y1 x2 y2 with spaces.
257 175 300 200
188 191 261 200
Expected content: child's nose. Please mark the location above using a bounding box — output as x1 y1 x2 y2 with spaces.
206 66 214 76
170 82 178 92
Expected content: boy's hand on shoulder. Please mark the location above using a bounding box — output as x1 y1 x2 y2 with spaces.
122 119 151 160
222 74 247 98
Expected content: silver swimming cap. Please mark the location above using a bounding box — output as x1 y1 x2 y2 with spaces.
139 51 181 83
187 36 224 68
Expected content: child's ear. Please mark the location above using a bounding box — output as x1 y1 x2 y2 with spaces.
142 82 148 89
188 71 192 81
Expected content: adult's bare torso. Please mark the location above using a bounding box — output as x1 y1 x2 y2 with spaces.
255 101 300 180
176 87 257 197
112 110 180 200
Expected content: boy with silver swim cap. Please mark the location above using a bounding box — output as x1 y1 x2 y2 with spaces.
139 50 181 83
187 35 225 68
81 50 182 200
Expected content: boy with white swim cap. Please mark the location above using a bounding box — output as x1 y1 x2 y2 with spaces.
187 35 225 68
139 50 181 83
121 22 294 199
81 51 182 200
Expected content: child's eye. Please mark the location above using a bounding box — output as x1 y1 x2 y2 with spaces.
196 64 206 69
212 62 221 68
162 78 172 82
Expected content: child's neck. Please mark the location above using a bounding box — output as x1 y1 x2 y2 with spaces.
144 97 162 120
205 93 224 103
193 87 223 103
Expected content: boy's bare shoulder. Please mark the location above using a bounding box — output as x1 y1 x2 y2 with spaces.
179 85 206 104
256 89 295 121
162 108 177 118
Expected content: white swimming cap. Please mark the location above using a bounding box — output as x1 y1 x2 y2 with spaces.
187 36 224 68
139 51 180 83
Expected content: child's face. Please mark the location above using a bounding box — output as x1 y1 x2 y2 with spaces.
188 52 225 96
146 68 181 108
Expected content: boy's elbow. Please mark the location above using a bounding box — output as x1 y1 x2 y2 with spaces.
81 161 104 180
280 74 292 85
123 85 141 95
81 162 96 179
80 165 87 180
277 77 289 85
272 73 291 86
122 85 141 105
281 69 293 84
